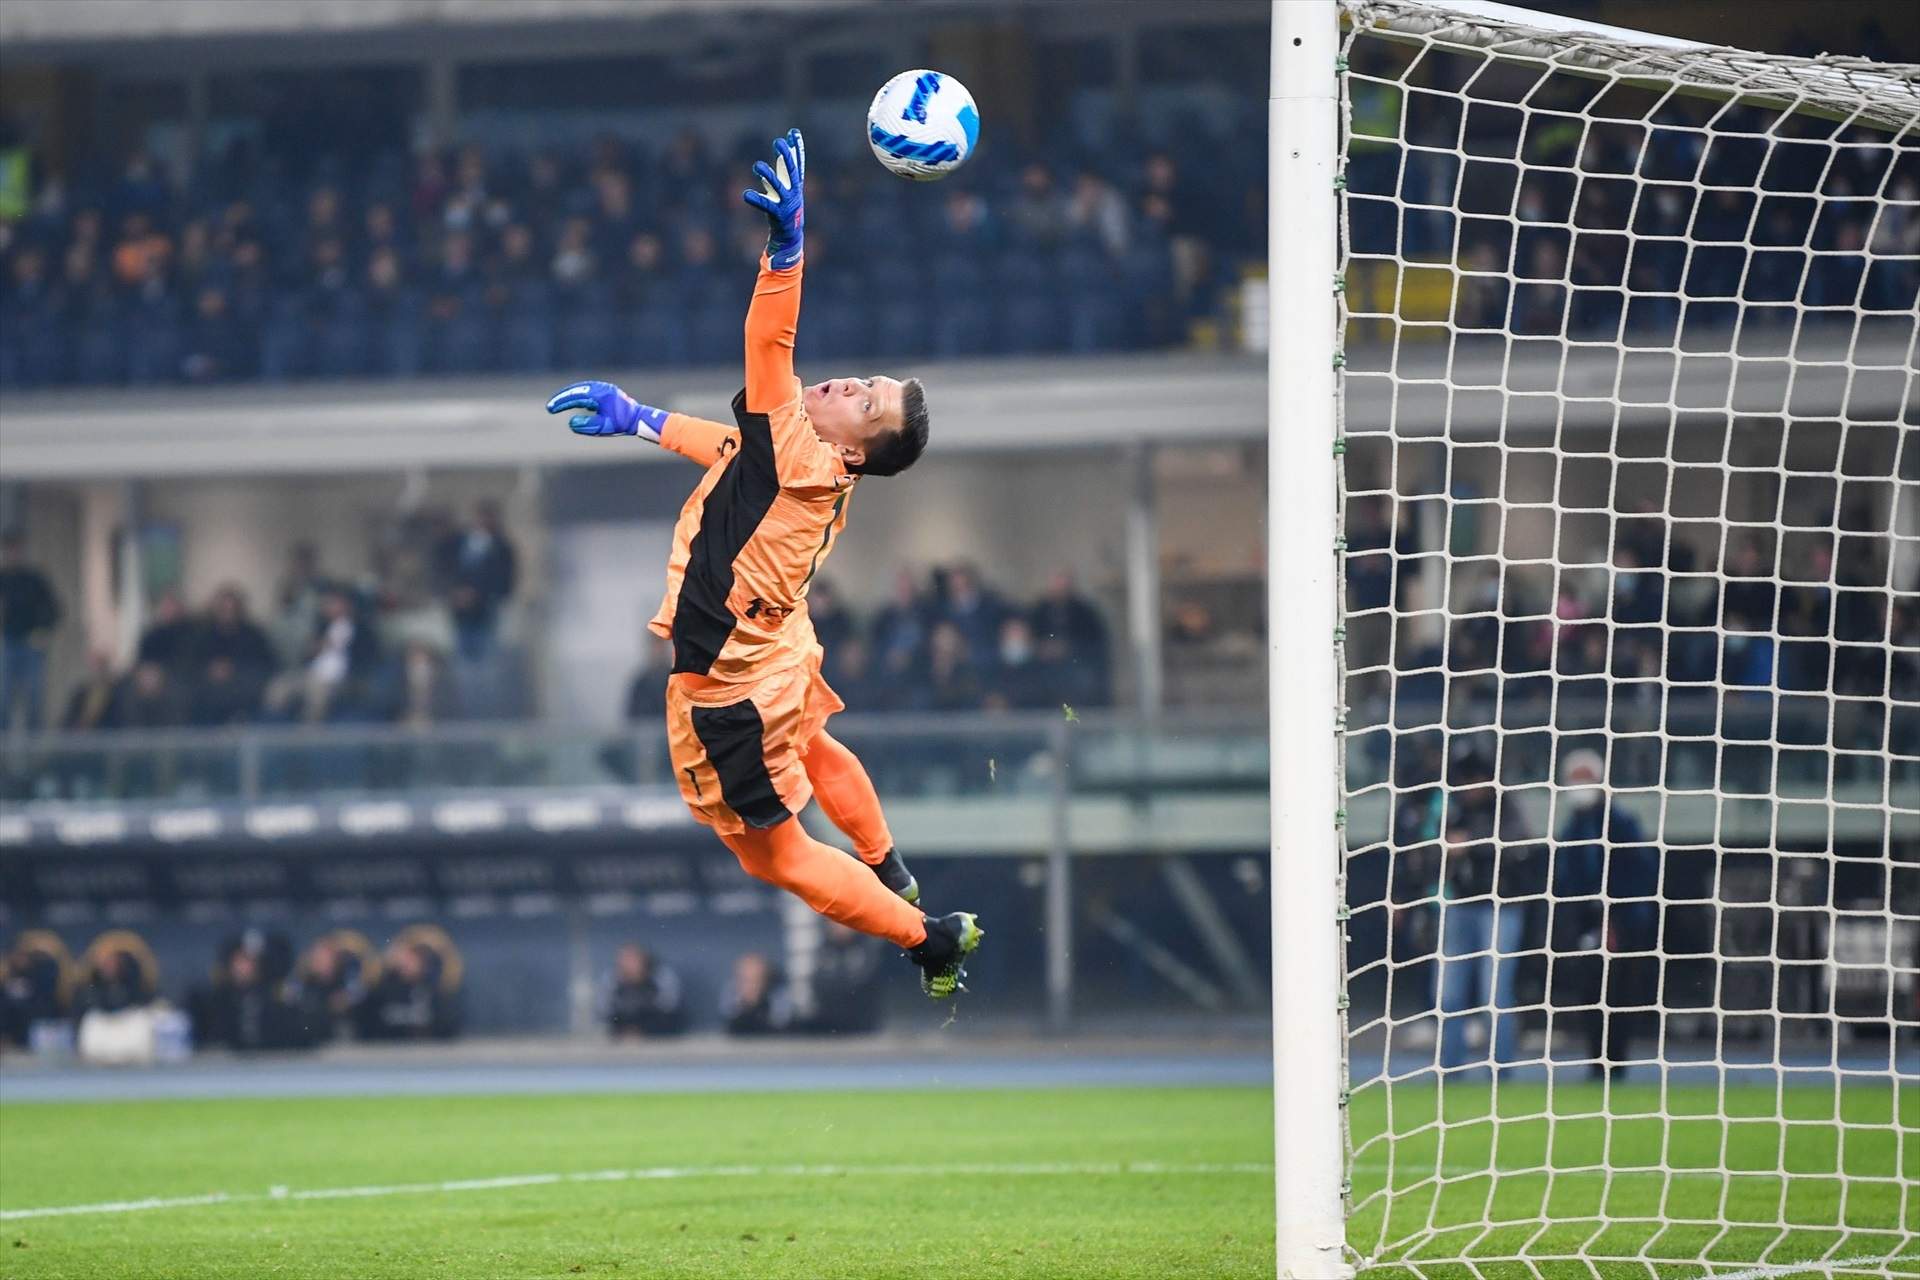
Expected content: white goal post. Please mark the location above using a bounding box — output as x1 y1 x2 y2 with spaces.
1268 2 1918 1277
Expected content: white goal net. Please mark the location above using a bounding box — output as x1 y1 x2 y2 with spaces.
1331 2 1918 1276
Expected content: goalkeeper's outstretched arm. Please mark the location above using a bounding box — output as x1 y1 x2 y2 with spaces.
542 383 739 467
740 129 805 419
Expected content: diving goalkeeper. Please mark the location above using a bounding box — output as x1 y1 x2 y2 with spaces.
544 130 982 999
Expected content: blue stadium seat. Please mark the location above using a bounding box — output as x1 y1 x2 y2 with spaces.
684 298 740 367
125 295 184 385
928 253 992 357
500 282 556 373
315 291 371 377
629 302 691 369
556 298 615 370
259 296 311 382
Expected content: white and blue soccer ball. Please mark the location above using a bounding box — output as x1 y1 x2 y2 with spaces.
867 70 979 181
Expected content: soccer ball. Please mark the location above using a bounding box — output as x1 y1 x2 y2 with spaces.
867 70 979 181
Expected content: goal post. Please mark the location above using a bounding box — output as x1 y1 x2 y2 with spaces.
1271 0 1918 1275
1268 3 1352 1278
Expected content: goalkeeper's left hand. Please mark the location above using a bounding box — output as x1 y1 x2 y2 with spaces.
545 380 669 442
742 128 805 271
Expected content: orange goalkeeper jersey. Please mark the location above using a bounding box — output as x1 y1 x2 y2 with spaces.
647 257 856 684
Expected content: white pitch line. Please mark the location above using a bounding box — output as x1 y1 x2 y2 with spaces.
0 1161 1271 1222
1712 1255 1913 1280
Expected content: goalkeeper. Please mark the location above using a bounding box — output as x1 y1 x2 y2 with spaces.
544 130 982 999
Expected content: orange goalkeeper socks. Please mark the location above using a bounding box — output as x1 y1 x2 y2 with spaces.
799 731 895 865
720 820 927 949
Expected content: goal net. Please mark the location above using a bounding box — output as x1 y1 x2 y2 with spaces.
1330 2 1918 1276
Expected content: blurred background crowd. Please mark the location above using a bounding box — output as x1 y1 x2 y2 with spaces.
0 921 895 1057
0 124 1254 388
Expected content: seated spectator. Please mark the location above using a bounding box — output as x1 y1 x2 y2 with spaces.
939 564 1004 662
61 651 121 731
0 938 70 1049
985 615 1056 712
285 937 364 1047
872 568 931 686
722 952 793 1036
805 923 886 1035
808 579 854 654
180 285 247 383
825 634 885 713
1031 570 1111 706
1066 168 1131 257
137 590 198 677
193 945 302 1052
604 943 688 1039
195 586 277 687
73 946 153 1019
623 636 673 724
272 542 334 668
356 941 457 1042
188 656 259 726
1007 162 1068 250
297 588 381 722
114 660 184 728
921 620 986 712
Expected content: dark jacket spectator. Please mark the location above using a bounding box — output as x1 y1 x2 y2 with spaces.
114 661 185 728
0 534 60 645
805 924 886 1035
808 579 855 655
605 944 688 1038
193 586 277 686
0 531 61 731
438 502 517 659
73 948 152 1018
356 942 457 1041
188 658 260 726
1030 570 1111 706
985 616 1058 711
193 947 302 1052
937 565 1004 664
623 638 672 724
722 952 793 1036
285 938 363 1047
136 591 199 675
920 621 987 713
0 942 69 1048
1437 740 1543 901
301 588 382 721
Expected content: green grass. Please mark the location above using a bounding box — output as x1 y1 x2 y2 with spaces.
1346 1079 1920 1280
0 1083 1913 1279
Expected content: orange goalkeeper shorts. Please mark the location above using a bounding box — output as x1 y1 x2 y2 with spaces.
665 646 844 836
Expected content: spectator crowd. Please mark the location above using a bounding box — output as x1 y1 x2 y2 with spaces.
5 502 520 745
1 926 892 1055
0 925 463 1056
0 115 1257 388
626 565 1113 725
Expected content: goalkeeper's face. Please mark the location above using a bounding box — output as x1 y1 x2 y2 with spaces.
805 375 904 467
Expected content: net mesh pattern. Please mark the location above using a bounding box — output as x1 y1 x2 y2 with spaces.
1333 3 1919 1275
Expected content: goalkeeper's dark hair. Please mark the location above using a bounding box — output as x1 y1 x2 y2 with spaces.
861 378 930 477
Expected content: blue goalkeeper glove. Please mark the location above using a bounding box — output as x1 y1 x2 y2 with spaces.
742 129 805 271
544 380 669 442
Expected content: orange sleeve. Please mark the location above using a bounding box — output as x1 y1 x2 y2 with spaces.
660 413 740 468
744 254 801 415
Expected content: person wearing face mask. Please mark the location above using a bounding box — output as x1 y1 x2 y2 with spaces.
1549 747 1662 1081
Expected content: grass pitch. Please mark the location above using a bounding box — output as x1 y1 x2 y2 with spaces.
0 1082 1912 1279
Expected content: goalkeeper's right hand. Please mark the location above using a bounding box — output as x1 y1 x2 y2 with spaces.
545 380 669 442
742 128 805 271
